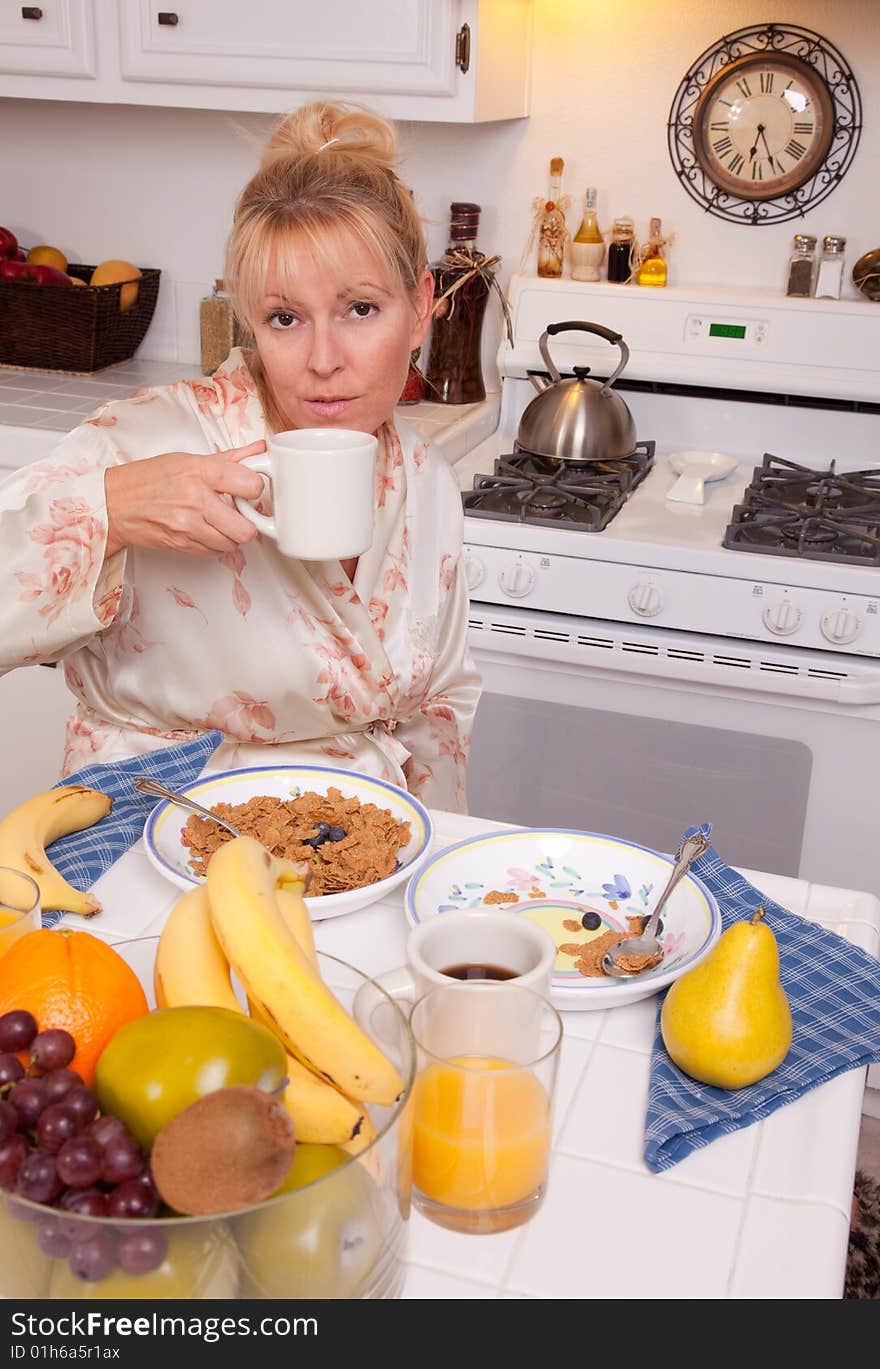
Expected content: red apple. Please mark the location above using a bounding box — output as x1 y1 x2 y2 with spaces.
0 226 18 258
12 248 27 262
27 263 71 285
0 258 27 281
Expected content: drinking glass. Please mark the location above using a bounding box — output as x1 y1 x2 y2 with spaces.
408 981 562 1234
0 867 40 958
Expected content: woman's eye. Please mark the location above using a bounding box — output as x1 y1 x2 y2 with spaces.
268 310 298 329
349 301 378 319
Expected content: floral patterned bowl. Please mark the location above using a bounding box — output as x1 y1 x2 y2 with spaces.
143 764 433 920
404 828 721 1010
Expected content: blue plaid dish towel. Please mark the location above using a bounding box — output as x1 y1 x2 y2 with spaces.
644 823 880 1173
39 730 224 928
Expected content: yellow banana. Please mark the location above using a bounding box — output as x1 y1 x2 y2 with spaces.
276 887 319 974
206 836 403 1105
159 883 365 1144
0 785 111 917
154 886 240 1011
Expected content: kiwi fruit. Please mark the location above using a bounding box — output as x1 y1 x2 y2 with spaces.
150 1085 296 1216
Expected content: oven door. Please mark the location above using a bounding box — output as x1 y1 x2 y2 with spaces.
465 603 880 897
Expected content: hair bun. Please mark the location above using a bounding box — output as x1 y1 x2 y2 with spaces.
260 100 399 175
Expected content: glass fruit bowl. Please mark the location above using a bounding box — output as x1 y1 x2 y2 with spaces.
0 939 416 1300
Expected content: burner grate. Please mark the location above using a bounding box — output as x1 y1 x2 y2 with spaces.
462 441 655 531
723 453 880 566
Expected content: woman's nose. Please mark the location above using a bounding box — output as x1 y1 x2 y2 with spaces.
307 323 345 377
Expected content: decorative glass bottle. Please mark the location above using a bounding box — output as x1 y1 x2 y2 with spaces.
570 187 605 282
636 218 668 287
607 217 637 283
424 203 491 405
200 279 237 374
536 157 567 278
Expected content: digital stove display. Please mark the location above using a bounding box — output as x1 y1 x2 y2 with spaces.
723 454 880 566
462 442 655 531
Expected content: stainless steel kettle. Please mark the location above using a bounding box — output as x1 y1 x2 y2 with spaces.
516 321 636 462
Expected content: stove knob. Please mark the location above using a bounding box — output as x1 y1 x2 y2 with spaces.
463 553 485 593
820 605 861 646
627 581 663 618
763 599 802 636
498 561 536 598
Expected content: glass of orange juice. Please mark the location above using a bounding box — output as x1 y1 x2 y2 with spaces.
0 868 41 960
408 981 562 1234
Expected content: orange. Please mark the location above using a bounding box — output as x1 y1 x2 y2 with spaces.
89 259 141 312
0 929 148 1085
26 245 68 273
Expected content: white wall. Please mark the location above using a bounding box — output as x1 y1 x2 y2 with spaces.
2 0 877 376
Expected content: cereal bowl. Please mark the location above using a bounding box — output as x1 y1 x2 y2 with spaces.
143 764 433 920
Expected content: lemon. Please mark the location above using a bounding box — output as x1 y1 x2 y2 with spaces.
90 259 142 311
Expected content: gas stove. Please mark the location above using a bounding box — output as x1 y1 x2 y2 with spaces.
459 275 880 658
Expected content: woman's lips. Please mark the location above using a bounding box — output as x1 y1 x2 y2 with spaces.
305 397 354 419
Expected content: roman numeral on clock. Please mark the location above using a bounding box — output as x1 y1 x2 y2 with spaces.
785 138 807 160
728 152 744 175
760 71 774 92
751 160 763 180
709 121 728 130
793 121 813 134
713 136 733 156
736 76 752 97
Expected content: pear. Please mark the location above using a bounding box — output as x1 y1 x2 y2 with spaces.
660 907 792 1089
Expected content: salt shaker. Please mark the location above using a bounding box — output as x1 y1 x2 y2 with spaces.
815 236 847 300
785 234 818 298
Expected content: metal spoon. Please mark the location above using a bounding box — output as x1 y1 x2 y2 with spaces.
132 777 244 838
601 831 710 978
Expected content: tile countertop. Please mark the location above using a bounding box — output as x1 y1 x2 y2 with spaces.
0 360 500 464
61 809 880 1301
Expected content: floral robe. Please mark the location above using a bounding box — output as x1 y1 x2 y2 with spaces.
0 350 481 812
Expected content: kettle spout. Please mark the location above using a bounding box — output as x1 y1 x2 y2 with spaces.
527 371 551 394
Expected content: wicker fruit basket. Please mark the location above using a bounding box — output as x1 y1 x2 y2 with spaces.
0 264 161 373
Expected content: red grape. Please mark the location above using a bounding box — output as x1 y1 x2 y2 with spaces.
37 1217 72 1258
101 1136 145 1185
68 1229 117 1282
87 1114 128 1151
63 1087 97 1128
0 1135 29 1187
0 1053 25 1087
56 1136 103 1189
29 1029 76 1073
58 1187 109 1218
0 1099 18 1145
15 1150 62 1204
116 1228 167 1275
7 1078 50 1129
107 1177 158 1220
0 1011 37 1053
42 1069 83 1105
36 1104 79 1153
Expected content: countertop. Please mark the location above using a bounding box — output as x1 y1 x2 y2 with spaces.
62 809 880 1301
0 360 500 466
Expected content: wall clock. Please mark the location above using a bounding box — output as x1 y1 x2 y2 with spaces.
668 23 861 226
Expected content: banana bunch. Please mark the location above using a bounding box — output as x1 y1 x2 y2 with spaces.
155 840 403 1146
0 785 112 917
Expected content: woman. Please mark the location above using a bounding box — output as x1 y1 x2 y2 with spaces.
0 102 481 813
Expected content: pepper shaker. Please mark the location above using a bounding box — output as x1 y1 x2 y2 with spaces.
785 234 818 298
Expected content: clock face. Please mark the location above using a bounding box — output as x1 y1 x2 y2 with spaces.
694 54 835 201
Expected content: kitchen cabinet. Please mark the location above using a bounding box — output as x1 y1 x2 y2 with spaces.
0 0 532 121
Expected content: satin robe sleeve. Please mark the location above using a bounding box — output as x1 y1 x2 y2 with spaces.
396 550 481 815
0 423 127 673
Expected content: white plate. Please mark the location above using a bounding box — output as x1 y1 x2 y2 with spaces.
404 828 721 1010
143 764 433 920
666 450 738 504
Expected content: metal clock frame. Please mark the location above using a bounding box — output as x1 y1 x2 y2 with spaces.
667 22 862 226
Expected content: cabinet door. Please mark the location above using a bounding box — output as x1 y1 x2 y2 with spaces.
0 0 96 78
117 0 530 120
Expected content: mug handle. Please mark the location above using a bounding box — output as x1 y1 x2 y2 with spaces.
233 454 276 538
352 965 419 1031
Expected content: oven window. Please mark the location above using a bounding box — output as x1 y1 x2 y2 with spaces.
467 692 812 877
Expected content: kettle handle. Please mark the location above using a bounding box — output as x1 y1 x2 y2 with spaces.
539 321 630 393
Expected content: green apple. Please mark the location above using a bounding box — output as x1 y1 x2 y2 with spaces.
272 1143 348 1196
235 1154 388 1298
49 1221 239 1300
93 1006 286 1150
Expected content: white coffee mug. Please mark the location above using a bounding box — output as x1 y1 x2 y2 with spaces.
372 908 557 1009
234 427 377 561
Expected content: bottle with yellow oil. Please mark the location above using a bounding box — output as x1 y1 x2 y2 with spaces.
637 217 668 287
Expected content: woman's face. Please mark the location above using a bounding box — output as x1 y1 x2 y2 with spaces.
250 230 433 435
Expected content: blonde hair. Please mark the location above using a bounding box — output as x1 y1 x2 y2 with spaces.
224 102 427 428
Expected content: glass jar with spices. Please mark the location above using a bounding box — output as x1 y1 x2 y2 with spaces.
815 235 847 300
606 217 637 283
200 280 239 375
785 234 818 298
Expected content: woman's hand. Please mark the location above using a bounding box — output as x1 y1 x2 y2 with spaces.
104 441 267 557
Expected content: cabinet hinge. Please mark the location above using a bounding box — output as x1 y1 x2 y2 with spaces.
455 22 471 74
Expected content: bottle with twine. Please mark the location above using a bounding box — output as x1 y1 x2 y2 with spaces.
523 157 570 279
